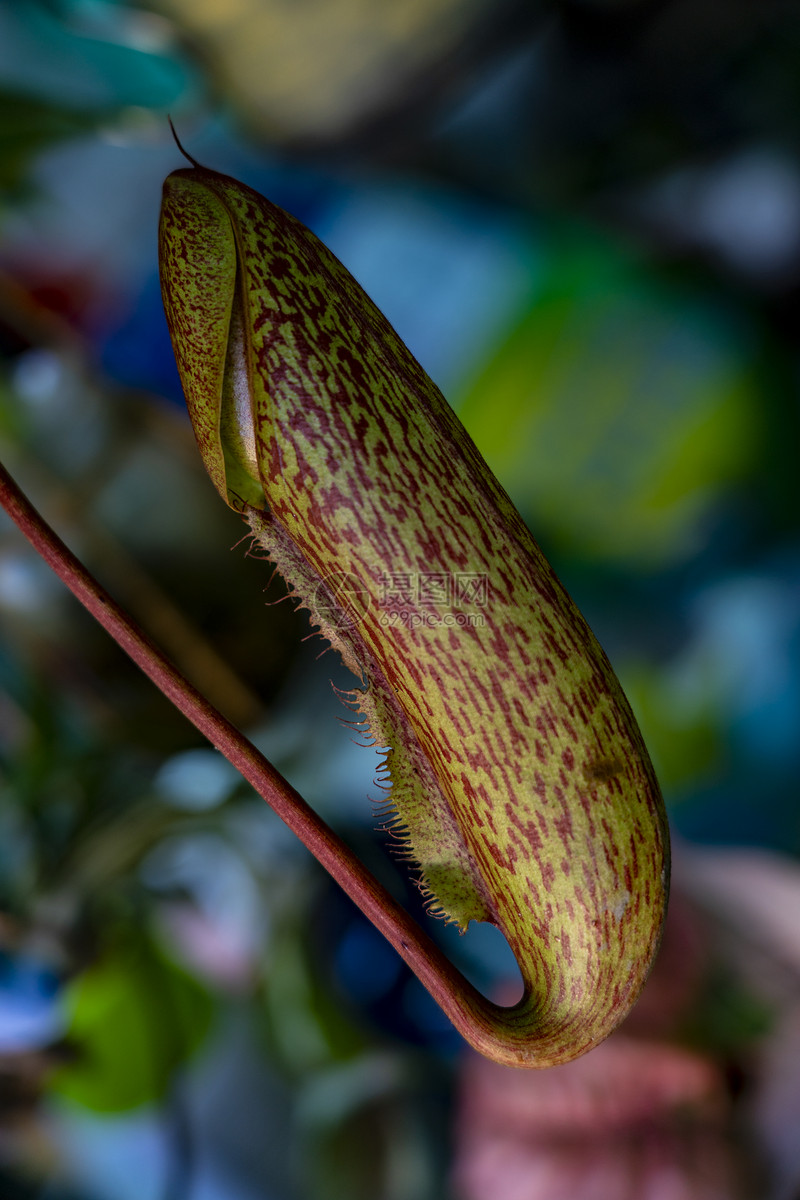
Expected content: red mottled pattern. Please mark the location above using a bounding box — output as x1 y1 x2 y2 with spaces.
159 167 669 1064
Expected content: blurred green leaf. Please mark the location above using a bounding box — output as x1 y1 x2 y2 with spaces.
619 661 723 794
261 893 367 1076
51 936 214 1112
456 232 762 569
297 1057 442 1200
681 961 773 1057
0 88 99 200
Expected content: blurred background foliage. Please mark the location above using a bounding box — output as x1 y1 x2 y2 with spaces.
1 0 800 1197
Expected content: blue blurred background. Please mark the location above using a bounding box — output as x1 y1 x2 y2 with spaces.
1 1 800 1198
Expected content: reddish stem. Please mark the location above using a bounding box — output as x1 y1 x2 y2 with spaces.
0 460 539 1065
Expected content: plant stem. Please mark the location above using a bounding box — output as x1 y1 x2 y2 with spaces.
0 459 540 1066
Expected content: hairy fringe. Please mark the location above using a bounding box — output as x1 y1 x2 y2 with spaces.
244 505 463 926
